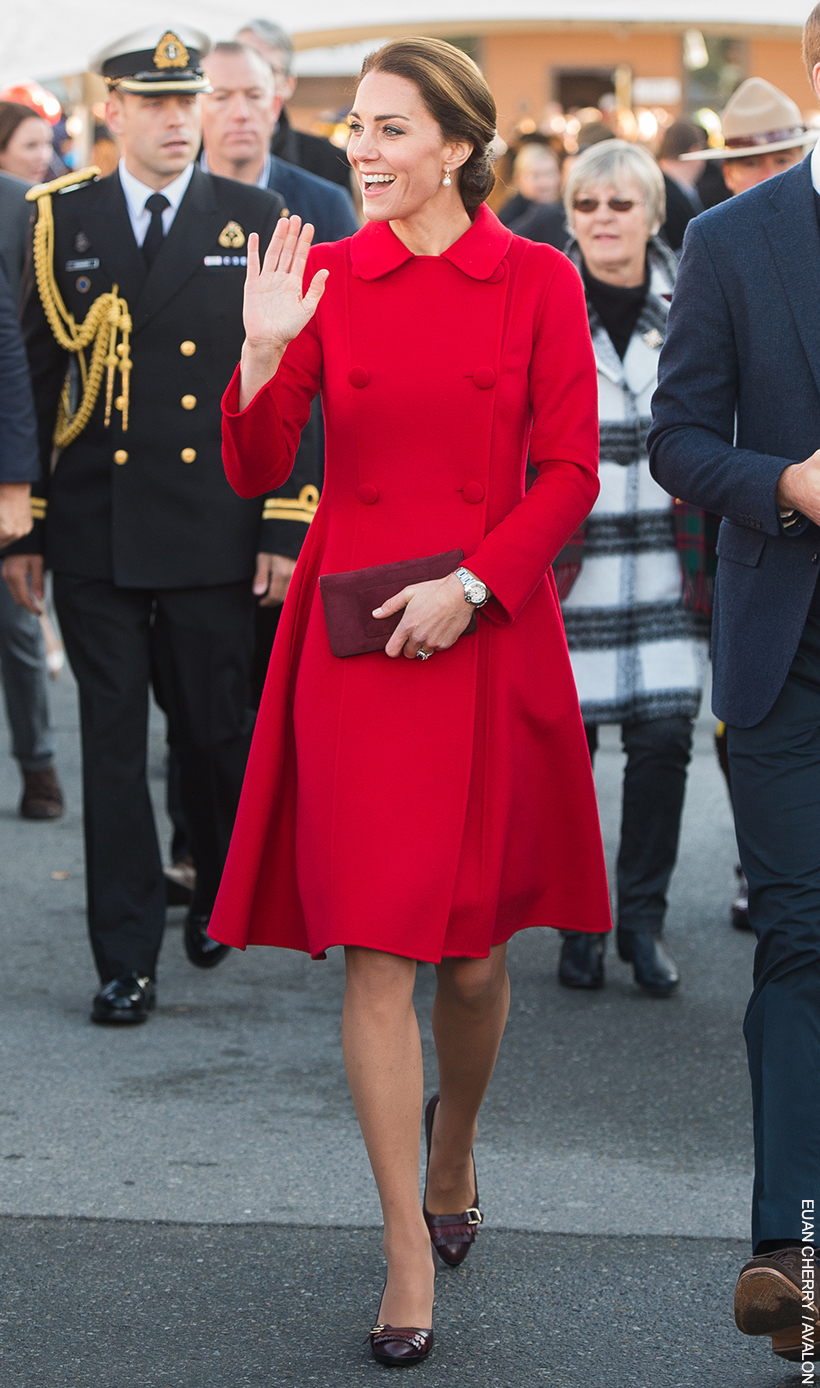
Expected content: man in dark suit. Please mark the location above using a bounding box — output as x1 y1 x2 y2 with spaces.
648 7 820 1363
2 27 284 1025
236 18 354 192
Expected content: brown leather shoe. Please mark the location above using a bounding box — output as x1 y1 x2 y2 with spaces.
422 1092 483 1267
369 1324 434 1367
369 1251 437 1368
734 1246 819 1361
20 766 64 820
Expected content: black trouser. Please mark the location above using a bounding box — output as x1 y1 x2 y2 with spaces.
727 614 820 1250
586 716 694 934
53 575 255 983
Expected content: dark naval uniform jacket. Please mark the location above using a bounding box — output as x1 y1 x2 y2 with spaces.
17 164 284 589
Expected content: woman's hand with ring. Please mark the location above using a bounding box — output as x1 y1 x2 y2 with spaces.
374 573 475 659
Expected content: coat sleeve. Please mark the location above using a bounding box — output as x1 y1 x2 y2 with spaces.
647 219 797 538
466 251 600 622
0 257 38 484
222 261 323 501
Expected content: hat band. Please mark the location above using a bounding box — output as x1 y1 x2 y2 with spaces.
724 125 807 149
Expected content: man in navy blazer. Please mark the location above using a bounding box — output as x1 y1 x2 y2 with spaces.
648 7 820 1365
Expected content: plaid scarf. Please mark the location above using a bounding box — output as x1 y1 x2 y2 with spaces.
553 504 719 616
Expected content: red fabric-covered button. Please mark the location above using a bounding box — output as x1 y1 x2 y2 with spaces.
356 482 379 504
461 481 485 504
472 367 496 389
348 367 370 388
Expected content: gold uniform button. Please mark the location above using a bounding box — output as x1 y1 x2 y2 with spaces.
115 395 125 411
181 394 197 410
114 450 128 465
180 340 196 356
181 448 196 464
116 343 126 357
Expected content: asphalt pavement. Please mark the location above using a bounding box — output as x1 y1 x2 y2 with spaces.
0 654 805 1387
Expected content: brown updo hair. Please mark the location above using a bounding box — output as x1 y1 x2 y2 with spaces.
359 38 496 212
0 101 46 153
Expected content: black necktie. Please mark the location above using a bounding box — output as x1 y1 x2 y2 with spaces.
142 193 170 267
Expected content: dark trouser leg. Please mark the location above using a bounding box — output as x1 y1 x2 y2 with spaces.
150 583 255 916
0 576 54 771
727 617 820 1251
558 724 607 989
53 575 164 982
252 603 282 708
617 715 694 934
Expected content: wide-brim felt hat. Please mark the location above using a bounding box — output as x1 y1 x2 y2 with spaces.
682 77 819 160
91 25 212 93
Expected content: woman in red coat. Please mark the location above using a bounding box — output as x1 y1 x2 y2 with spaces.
210 38 610 1366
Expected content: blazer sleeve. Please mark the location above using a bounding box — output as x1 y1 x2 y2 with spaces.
222 259 323 501
0 256 38 484
647 219 797 538
466 252 600 622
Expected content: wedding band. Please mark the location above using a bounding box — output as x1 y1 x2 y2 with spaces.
416 648 433 661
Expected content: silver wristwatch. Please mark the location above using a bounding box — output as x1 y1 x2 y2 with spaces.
454 566 489 608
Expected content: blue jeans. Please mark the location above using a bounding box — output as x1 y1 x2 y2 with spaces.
0 577 54 772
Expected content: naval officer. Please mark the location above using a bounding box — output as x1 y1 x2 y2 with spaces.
2 26 285 1023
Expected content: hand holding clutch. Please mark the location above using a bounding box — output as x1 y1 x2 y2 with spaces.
319 550 478 660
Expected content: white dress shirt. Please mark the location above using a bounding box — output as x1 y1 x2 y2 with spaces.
810 137 820 195
117 158 195 246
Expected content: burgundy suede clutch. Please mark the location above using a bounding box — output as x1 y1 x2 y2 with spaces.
319 549 476 658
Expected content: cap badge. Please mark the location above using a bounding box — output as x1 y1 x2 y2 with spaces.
218 221 245 249
154 32 190 70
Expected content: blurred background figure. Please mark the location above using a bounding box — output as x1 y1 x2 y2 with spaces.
554 141 709 998
497 138 561 226
657 119 707 251
685 78 817 196
0 259 63 821
510 121 615 247
0 101 53 185
236 18 353 190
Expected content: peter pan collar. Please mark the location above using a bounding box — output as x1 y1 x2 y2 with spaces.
350 203 512 282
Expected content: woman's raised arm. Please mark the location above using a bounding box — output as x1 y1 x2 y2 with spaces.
239 216 329 410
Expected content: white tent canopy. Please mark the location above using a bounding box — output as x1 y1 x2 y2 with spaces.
0 1 806 89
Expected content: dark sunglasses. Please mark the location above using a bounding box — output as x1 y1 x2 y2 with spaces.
572 197 645 214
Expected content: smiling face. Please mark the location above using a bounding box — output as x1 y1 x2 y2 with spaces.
201 48 280 178
0 115 53 183
106 91 201 186
571 175 653 284
346 70 471 222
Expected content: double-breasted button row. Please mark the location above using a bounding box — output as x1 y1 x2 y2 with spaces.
348 366 496 390
113 448 196 464
355 481 484 505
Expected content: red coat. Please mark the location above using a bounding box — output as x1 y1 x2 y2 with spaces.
209 205 611 960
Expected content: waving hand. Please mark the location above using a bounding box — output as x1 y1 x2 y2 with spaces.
240 216 329 408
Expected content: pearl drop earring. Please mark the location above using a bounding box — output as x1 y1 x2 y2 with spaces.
442 166 451 187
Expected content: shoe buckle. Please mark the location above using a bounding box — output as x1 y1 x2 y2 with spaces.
370 1324 386 1335
465 1207 483 1225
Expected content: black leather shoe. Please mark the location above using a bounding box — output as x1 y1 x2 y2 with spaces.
92 974 155 1024
184 912 230 969
558 931 606 989
618 931 680 997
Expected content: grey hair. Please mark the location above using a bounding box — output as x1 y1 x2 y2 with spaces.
209 40 275 86
237 19 293 69
564 139 666 236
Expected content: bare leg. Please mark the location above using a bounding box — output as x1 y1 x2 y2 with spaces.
342 946 435 1328
425 943 510 1214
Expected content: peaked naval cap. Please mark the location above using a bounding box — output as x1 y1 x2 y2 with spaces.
91 26 212 94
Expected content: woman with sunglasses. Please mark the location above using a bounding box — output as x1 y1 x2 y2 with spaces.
554 139 709 998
